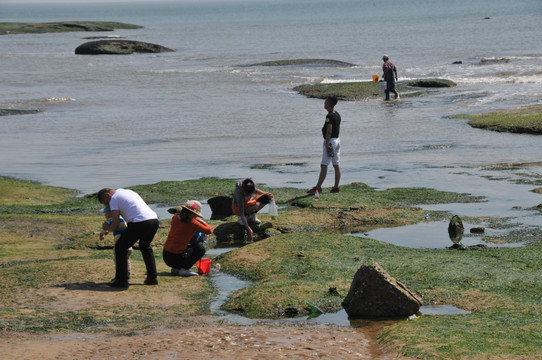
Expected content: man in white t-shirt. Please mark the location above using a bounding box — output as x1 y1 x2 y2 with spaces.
98 188 160 289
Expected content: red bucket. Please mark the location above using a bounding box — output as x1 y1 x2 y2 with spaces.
196 258 212 275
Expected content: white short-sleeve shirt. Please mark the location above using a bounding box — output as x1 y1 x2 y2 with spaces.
109 188 157 223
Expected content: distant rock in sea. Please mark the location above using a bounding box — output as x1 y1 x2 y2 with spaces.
0 109 39 116
480 57 509 65
75 40 174 55
245 59 356 67
0 22 142 35
405 78 456 88
81 35 124 40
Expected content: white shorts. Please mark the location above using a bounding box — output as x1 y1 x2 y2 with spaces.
321 138 340 166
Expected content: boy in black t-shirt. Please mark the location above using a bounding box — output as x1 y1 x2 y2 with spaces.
307 96 342 194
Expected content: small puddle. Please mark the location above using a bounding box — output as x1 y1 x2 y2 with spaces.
350 221 527 249
419 305 471 316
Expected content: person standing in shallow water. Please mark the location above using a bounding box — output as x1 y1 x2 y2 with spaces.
98 188 160 289
382 55 399 100
307 96 341 194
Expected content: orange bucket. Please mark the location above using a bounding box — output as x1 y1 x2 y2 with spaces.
196 258 212 275
372 74 379 82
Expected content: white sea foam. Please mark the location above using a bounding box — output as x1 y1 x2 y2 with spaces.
39 97 76 102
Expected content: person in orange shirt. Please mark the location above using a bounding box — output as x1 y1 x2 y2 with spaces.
232 178 273 241
163 200 212 277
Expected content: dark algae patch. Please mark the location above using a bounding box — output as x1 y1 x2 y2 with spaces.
0 22 142 35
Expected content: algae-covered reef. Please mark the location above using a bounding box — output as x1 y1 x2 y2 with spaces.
0 22 142 35
1 176 540 360
454 104 542 134
293 78 454 101
246 59 356 67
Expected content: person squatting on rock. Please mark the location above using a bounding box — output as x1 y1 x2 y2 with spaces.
232 178 274 241
307 96 342 194
163 200 213 277
98 188 160 289
99 206 133 279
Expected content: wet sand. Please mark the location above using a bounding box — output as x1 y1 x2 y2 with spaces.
1 316 401 360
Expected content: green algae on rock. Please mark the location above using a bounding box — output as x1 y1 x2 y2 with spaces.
0 109 39 116
0 22 142 35
247 59 356 67
454 104 542 135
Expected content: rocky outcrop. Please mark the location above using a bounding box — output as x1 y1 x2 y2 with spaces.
1 22 141 35
208 196 234 217
213 221 273 243
247 59 356 67
0 109 39 116
448 215 464 241
480 57 509 64
406 78 456 88
342 263 422 318
75 40 174 55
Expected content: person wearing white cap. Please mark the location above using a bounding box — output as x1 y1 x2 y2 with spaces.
163 200 213 277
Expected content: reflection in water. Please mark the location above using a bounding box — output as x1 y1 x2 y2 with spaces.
351 221 527 249
419 305 471 316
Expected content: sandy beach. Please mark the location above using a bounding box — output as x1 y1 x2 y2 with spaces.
1 316 395 360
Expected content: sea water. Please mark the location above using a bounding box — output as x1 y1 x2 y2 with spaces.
1 0 542 223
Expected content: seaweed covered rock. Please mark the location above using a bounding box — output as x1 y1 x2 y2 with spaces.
75 40 174 55
208 196 234 217
342 263 422 318
448 215 464 240
405 78 456 88
0 21 142 35
0 109 39 116
247 59 356 67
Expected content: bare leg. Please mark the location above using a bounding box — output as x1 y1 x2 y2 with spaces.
316 164 328 188
333 164 341 189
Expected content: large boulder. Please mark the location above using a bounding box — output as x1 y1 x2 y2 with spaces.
208 196 234 217
75 40 173 55
342 263 422 318
448 215 464 241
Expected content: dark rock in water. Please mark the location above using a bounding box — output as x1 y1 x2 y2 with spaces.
470 227 485 234
246 59 356 67
480 57 509 64
208 196 234 216
406 78 456 88
452 60 463 64
213 221 272 243
448 215 464 241
81 35 124 40
342 263 423 318
449 243 488 250
75 40 174 55
0 109 39 116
